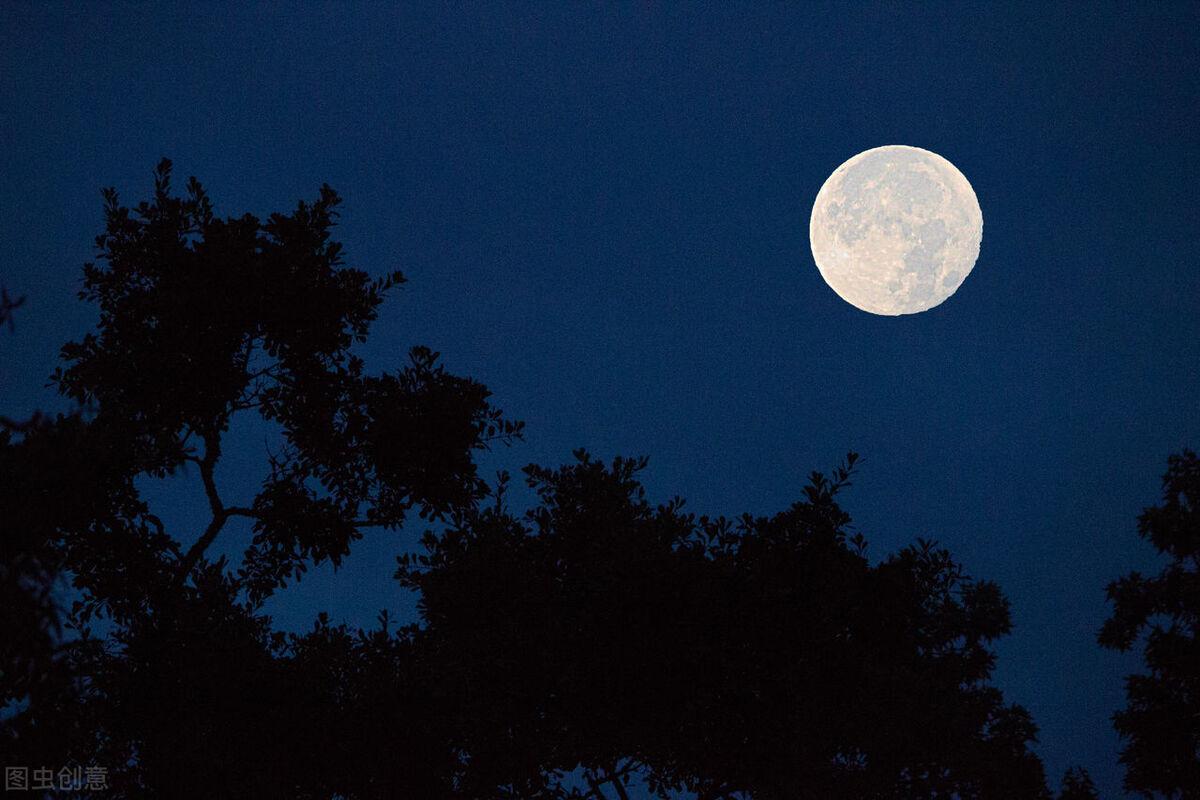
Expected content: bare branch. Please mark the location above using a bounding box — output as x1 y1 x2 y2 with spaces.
603 761 634 800
197 432 223 518
174 431 232 585
224 507 259 520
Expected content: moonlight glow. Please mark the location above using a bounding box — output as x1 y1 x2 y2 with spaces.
809 145 983 315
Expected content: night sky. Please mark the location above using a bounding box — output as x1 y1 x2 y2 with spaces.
3 4 1198 796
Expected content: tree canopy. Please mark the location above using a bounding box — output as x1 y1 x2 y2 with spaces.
395 452 1053 799
1 163 1102 798
1100 449 1200 798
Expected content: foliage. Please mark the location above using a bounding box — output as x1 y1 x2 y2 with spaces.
1100 450 1200 798
397 451 1050 799
1058 767 1099 800
2 163 1067 798
2 161 519 794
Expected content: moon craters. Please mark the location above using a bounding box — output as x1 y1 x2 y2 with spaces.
809 146 983 316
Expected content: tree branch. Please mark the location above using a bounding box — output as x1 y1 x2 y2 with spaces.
583 772 610 800
222 506 391 530
583 761 638 800
174 432 229 586
604 761 633 800
224 507 258 519
198 433 223 518
175 514 226 587
173 428 404 587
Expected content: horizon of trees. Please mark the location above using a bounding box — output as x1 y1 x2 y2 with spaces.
1 162 1195 798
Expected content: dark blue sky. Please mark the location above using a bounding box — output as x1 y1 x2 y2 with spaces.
3 3 1197 795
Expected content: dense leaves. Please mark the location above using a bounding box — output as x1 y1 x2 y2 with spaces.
49 159 520 603
1100 450 1200 798
1 164 1090 798
2 163 518 794
397 451 1051 799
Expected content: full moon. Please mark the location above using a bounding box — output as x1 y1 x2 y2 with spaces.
809 145 982 315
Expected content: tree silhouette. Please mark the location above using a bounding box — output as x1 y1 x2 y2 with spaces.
397 452 1053 799
1058 768 1099 800
2 160 520 796
2 163 1083 798
1100 450 1200 798
1 288 66 714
